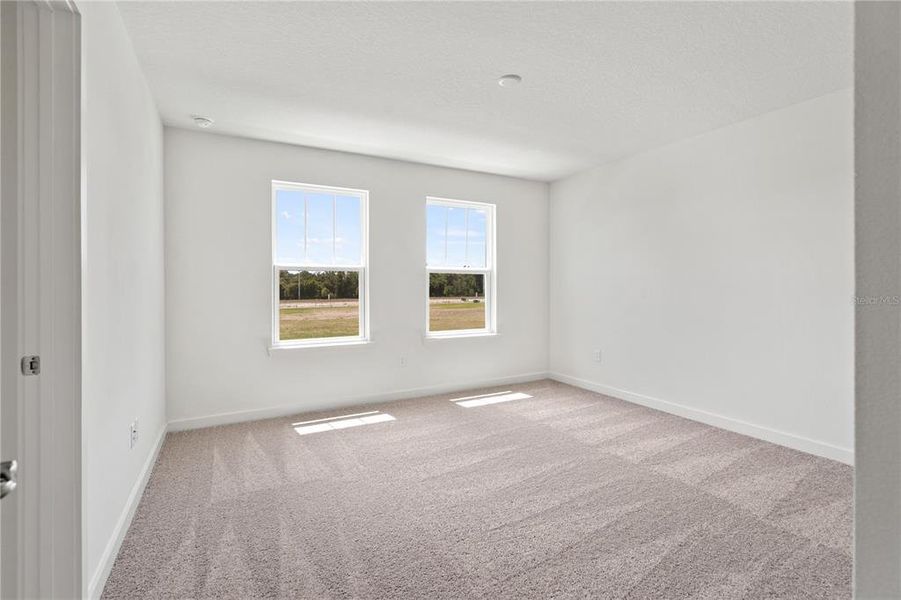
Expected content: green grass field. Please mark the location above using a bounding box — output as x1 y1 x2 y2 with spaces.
280 304 359 340
429 301 485 332
279 299 486 339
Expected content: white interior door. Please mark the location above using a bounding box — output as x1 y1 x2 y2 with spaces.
0 2 81 598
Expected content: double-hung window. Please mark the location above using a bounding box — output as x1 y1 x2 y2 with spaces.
272 181 369 347
425 197 496 336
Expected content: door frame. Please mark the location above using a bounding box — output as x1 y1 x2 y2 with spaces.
1 1 82 598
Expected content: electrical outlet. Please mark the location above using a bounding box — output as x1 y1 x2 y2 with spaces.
399 356 407 367
129 420 138 449
592 349 602 363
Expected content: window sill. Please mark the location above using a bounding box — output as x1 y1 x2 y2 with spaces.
424 331 499 341
268 339 372 355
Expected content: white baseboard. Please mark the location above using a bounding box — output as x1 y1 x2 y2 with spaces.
87 424 168 599
548 372 854 465
167 371 550 431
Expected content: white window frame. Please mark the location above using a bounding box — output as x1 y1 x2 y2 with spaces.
425 196 497 338
271 180 370 348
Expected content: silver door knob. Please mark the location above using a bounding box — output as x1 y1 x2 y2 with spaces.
1 460 17 499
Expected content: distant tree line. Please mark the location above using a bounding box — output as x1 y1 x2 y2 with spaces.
280 270 359 300
429 273 483 298
279 271 483 301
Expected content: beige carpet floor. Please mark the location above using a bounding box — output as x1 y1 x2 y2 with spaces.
102 379 852 599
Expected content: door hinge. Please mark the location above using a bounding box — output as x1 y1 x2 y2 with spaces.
21 355 40 376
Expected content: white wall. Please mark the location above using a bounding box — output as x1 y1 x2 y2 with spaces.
164 129 548 427
80 2 166 597
549 89 854 462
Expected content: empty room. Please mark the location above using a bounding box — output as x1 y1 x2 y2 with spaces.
2 0 901 599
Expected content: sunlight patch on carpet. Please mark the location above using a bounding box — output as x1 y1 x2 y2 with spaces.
294 412 395 435
452 391 533 408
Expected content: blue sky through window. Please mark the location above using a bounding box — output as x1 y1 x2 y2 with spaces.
426 203 488 268
335 195 361 265
276 188 362 266
446 207 467 265
276 190 305 264
426 205 448 266
467 209 487 268
306 193 332 264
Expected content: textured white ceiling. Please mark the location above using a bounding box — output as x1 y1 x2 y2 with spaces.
116 1 852 181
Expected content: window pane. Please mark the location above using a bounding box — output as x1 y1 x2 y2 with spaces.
334 195 362 265
426 202 491 268
466 208 487 268
276 189 305 264
275 187 363 267
279 270 359 340
428 273 486 332
305 193 334 265
445 207 467 266
426 204 447 266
